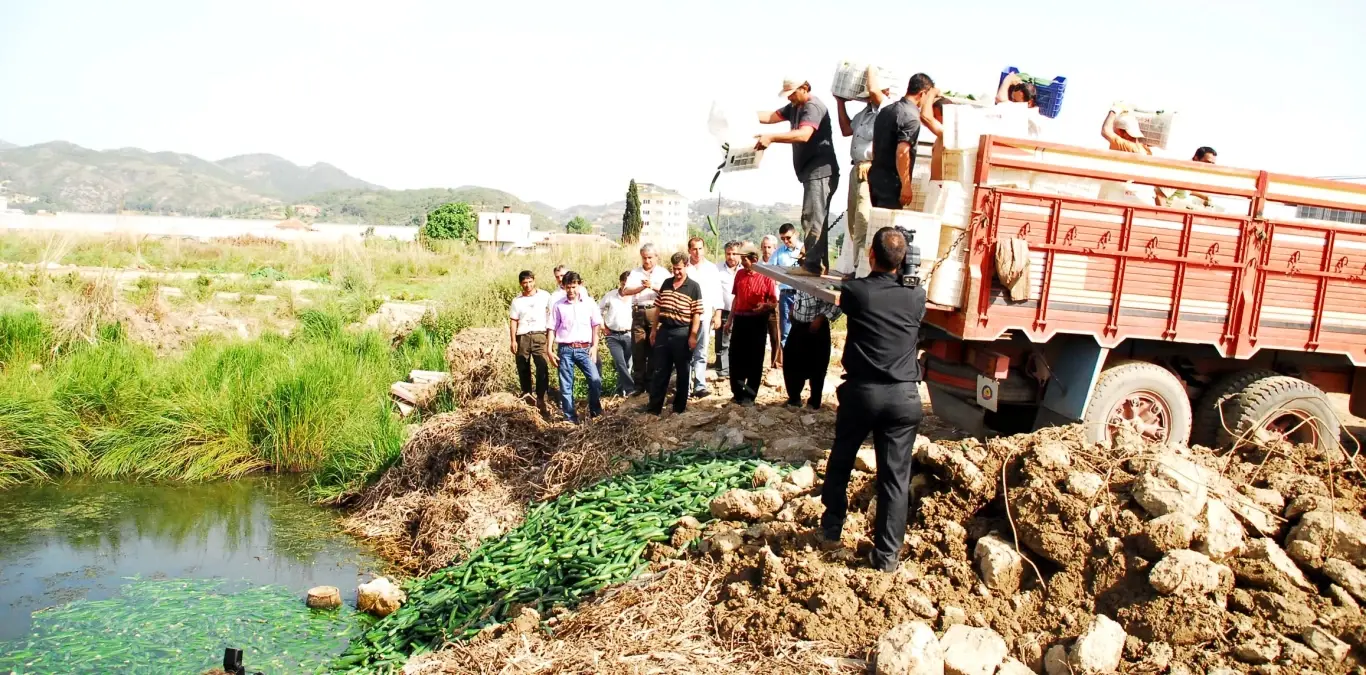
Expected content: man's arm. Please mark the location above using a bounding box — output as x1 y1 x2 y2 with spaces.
688 300 702 349
545 310 560 366
920 89 943 137
756 126 814 149
836 97 854 137
508 317 519 354
996 73 1020 104
865 66 885 108
896 141 914 205
1100 110 1122 145
757 109 785 125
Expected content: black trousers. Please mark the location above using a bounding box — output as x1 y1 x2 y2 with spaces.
821 381 923 570
713 310 731 376
647 325 693 414
782 319 831 406
728 313 768 403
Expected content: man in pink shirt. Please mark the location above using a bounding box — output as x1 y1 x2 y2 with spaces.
545 271 603 424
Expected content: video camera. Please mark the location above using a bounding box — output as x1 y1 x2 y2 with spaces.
894 226 922 288
222 648 264 675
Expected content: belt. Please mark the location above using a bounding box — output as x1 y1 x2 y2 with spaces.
852 160 872 166
560 342 592 349
780 288 797 294
632 304 655 310
608 329 630 335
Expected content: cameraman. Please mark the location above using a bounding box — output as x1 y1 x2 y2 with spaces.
820 226 925 573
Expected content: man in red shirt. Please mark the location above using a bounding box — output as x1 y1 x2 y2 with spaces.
725 243 779 406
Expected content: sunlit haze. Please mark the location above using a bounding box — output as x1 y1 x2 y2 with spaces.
3 0 1363 210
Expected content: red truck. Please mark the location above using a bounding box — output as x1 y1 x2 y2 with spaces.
765 135 1366 452
919 135 1366 451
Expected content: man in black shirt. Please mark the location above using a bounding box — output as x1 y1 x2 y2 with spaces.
821 227 926 572
646 252 704 415
870 73 937 210
756 78 840 275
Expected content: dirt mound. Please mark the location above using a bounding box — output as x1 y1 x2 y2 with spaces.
444 327 516 406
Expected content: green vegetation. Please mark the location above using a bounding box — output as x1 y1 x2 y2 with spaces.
621 179 642 244
334 447 765 671
0 578 372 674
564 215 593 234
304 187 557 229
420 202 476 243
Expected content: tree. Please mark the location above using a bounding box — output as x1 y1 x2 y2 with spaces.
284 204 297 219
422 201 477 243
621 179 642 244
565 216 593 234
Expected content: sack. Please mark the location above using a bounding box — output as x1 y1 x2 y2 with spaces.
994 237 1031 301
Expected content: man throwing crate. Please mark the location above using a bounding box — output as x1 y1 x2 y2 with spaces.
756 77 840 276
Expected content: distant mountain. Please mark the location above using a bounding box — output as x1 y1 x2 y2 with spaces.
306 186 557 229
216 153 381 200
0 140 16 150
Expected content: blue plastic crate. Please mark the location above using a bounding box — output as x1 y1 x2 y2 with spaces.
999 67 1066 119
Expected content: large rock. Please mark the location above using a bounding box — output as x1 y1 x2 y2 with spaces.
873 621 944 675
1232 635 1281 664
752 464 780 488
1064 472 1105 499
357 577 406 618
1144 512 1201 554
974 534 1024 594
1196 498 1245 561
306 586 341 610
996 657 1034 675
1242 538 1313 591
855 448 878 473
1149 549 1234 596
1130 454 1213 519
709 489 782 521
784 463 816 490
1301 626 1350 663
1286 511 1366 566
1323 558 1366 603
1223 492 1280 537
1042 644 1069 675
915 442 988 494
1033 441 1072 470
1069 614 1126 675
939 625 1007 675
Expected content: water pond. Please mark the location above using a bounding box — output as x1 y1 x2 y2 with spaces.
0 477 382 674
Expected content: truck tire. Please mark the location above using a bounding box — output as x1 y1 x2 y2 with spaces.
1190 369 1277 448
1082 361 1192 446
1214 375 1339 452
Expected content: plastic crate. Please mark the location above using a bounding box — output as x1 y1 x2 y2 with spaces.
722 142 764 173
999 67 1066 119
831 61 898 102
1130 109 1177 151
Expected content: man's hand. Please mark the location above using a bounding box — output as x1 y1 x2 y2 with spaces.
856 163 870 181
725 318 733 333
900 182 915 207
546 349 558 368
834 95 847 104
650 330 658 347
510 342 518 355
754 135 773 151
688 333 698 350
711 313 722 331
810 316 824 332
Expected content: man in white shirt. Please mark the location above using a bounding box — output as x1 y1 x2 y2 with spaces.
835 65 890 280
507 269 552 411
598 270 635 397
621 244 670 395
685 237 724 397
713 241 740 379
548 263 590 305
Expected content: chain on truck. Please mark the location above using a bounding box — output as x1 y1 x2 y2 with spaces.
759 134 1366 454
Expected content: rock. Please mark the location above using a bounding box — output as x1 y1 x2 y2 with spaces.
1323 558 1366 603
801 414 817 426
1284 494 1335 520
1064 472 1105 499
1197 498 1246 561
753 464 780 488
939 624 1007 675
676 515 703 530
1136 642 1173 672
914 442 988 494
1042 644 1070 675
357 577 406 618
1144 512 1201 553
1329 584 1361 614
1069 614 1126 675
1276 634 1318 663
855 448 878 473
1224 492 1281 537
784 463 816 490
1345 624 1366 650
1233 636 1282 664
479 520 503 540
768 436 817 461
755 413 778 428
997 657 1034 675
940 606 967 630
1034 441 1072 469
1252 591 1315 630
710 489 761 521
709 530 743 554
1149 549 1233 595
1301 626 1350 663
752 488 783 515
1285 539 1323 567
1242 538 1313 591
906 592 938 619
1266 471 1328 498
1287 511 1366 565
715 426 746 448
973 534 1024 594
759 546 786 588
1131 454 1212 518
306 586 341 610
873 621 944 675
1243 486 1286 513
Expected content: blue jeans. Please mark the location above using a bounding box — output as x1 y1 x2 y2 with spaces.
689 317 711 393
557 344 602 424
779 289 797 344
604 331 634 396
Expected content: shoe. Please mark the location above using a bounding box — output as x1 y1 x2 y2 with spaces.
818 523 843 550
807 402 822 410
868 552 900 574
629 389 645 397
739 398 756 408
784 399 802 408
691 388 709 399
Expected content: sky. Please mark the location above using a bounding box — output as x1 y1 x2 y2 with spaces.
2 0 1364 212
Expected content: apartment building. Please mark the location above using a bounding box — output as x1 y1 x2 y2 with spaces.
636 183 689 253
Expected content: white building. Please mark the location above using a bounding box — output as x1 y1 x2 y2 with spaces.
637 183 689 254
477 206 532 247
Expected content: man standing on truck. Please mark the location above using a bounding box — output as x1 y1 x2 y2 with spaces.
1101 111 1152 156
1193 147 1217 164
870 73 937 210
995 73 1038 109
835 66 890 280
755 78 840 275
820 227 926 573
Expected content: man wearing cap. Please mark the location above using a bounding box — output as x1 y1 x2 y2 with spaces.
756 78 840 276
870 73 937 210
835 66 890 280
725 243 778 407
1101 110 1152 156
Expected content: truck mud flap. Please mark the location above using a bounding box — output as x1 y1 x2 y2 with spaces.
926 382 986 437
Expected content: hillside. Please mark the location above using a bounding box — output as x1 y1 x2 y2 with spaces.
0 140 16 150
0 141 377 216
306 186 557 229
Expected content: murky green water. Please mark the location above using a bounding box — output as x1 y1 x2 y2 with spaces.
0 477 382 673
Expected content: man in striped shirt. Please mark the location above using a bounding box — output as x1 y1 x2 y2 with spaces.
645 252 704 415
